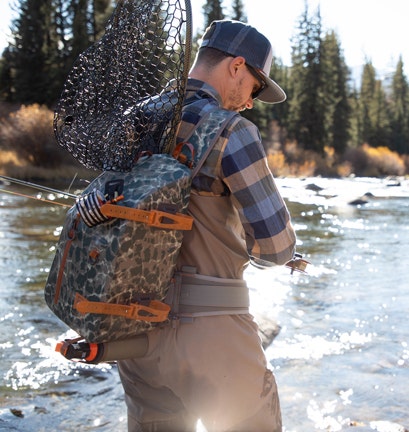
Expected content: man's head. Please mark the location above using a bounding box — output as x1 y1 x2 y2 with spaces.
199 20 286 104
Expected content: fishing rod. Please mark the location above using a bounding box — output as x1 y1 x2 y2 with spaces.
0 187 72 207
0 175 311 273
0 175 78 199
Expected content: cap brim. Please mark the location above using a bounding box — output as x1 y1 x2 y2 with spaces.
256 71 287 104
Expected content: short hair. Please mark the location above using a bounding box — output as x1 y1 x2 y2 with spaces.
195 47 231 69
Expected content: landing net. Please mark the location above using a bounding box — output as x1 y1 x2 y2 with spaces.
54 0 192 172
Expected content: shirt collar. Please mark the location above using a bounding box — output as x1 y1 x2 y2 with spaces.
185 78 223 106
164 78 223 107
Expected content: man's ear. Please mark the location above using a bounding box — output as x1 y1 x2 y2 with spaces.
229 56 246 77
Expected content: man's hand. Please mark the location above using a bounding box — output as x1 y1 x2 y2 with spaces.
285 253 310 274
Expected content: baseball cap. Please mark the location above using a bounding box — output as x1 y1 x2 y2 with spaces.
200 20 286 104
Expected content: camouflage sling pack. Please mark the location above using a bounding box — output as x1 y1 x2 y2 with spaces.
44 109 237 343
44 0 200 342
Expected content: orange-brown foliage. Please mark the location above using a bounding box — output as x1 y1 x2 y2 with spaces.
268 140 408 178
0 103 92 180
0 104 61 168
361 144 405 176
0 104 407 180
343 144 406 176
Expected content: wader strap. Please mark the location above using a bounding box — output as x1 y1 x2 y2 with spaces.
180 283 249 308
167 270 250 319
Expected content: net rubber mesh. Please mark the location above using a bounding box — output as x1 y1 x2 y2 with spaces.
54 0 192 172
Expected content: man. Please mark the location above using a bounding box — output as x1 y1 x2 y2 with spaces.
118 20 296 432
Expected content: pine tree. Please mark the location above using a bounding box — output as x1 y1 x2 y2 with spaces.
11 0 53 104
230 0 247 22
359 62 376 144
390 57 409 154
71 0 92 63
0 48 13 102
202 0 225 28
269 61 291 127
347 87 361 148
2 0 112 105
287 3 325 153
92 0 113 41
53 0 72 74
320 30 350 154
359 61 390 147
370 80 390 147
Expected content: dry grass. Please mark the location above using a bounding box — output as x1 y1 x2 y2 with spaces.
0 103 96 182
0 103 408 180
361 144 405 176
0 150 24 168
0 158 96 183
0 145 96 184
268 140 408 178
0 103 66 168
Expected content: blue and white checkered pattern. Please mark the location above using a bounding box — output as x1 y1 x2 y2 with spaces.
177 79 296 266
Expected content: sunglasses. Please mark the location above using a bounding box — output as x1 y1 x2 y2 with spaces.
246 64 267 99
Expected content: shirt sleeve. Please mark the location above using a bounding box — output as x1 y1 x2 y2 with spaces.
221 118 296 266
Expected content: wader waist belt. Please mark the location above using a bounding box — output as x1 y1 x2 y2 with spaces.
167 269 250 319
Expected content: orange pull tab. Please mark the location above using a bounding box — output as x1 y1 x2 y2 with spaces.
99 203 193 230
74 293 170 323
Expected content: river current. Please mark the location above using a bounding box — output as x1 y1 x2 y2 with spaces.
0 176 408 431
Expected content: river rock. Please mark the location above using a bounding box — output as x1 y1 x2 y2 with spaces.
349 420 408 431
305 183 324 192
253 313 281 348
348 192 374 206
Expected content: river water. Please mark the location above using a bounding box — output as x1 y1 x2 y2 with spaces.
0 176 408 432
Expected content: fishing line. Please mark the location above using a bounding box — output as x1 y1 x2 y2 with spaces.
66 173 82 196
0 187 72 207
0 175 78 199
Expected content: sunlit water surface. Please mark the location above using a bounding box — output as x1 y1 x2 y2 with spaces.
0 177 408 431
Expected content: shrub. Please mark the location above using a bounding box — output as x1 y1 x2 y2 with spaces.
0 104 66 168
267 151 286 176
403 154 409 174
344 144 405 176
363 144 405 176
342 147 369 176
0 150 24 168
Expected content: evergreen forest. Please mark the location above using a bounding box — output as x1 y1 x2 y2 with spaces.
0 0 408 178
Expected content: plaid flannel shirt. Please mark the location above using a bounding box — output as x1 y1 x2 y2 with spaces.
176 79 296 267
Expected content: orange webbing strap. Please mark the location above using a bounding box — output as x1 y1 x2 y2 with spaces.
172 141 195 168
74 293 171 323
99 203 193 230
